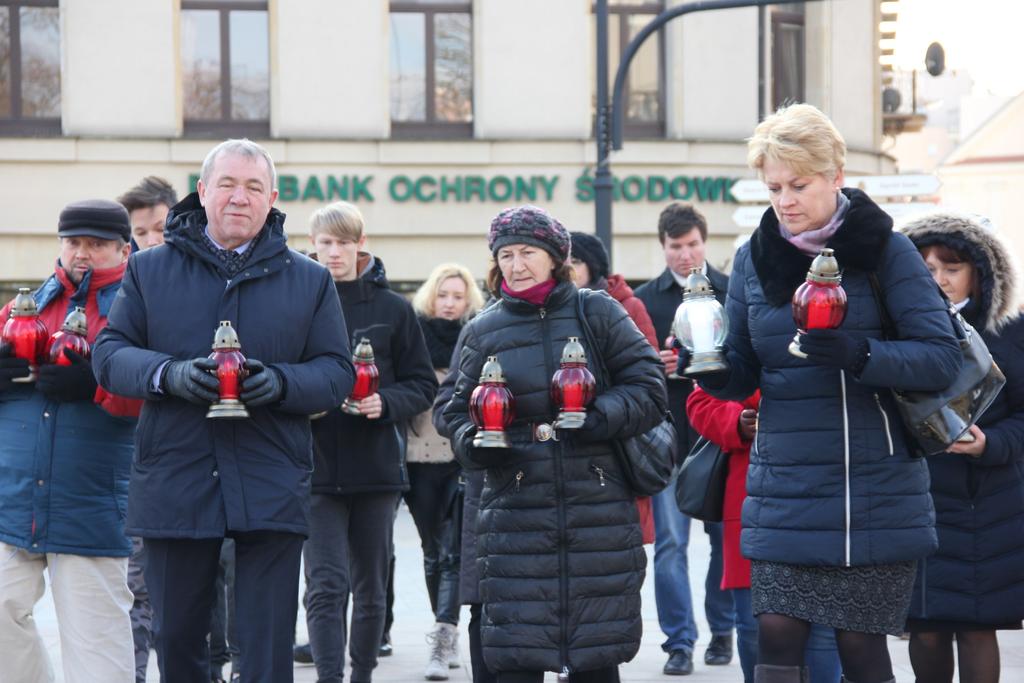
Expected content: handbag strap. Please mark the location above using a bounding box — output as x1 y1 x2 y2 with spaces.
867 273 896 342
575 289 612 392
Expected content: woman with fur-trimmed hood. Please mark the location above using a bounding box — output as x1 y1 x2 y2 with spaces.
902 212 1024 683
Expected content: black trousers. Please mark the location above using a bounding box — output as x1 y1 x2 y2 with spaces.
145 530 304 683
405 462 462 625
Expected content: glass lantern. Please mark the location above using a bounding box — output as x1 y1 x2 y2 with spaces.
206 320 250 419
671 268 729 375
342 338 381 415
551 336 596 429
789 248 848 358
47 306 90 365
1 288 49 383
470 355 515 448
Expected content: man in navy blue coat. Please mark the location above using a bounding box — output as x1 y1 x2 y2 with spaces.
93 139 355 683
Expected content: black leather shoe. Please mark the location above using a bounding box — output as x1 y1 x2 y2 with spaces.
704 634 733 665
663 650 694 675
293 643 313 664
379 632 393 657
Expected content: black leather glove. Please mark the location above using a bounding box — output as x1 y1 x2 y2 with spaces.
36 349 98 402
676 343 731 389
798 329 869 373
240 359 285 407
574 408 609 442
161 358 220 404
0 345 31 392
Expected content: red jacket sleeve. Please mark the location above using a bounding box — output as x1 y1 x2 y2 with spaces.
622 296 659 350
686 385 750 453
94 386 143 418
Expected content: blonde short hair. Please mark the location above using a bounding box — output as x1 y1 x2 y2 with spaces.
412 263 485 322
747 103 846 179
309 201 364 241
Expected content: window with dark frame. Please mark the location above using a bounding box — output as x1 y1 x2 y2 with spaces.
181 0 270 138
771 3 805 110
592 0 666 139
389 0 473 140
0 0 61 136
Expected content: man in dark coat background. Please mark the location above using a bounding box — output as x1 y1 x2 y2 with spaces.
634 203 735 674
93 139 355 683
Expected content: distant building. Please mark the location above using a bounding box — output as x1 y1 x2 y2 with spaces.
0 0 894 284
938 91 1024 248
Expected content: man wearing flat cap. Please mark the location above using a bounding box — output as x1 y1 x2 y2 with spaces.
93 138 355 682
0 199 140 681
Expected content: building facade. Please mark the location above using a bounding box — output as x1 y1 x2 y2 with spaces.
0 0 894 285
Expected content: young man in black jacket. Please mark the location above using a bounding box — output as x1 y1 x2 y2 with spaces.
634 203 735 674
302 201 438 683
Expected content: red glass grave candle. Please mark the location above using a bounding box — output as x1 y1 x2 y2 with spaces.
789 248 848 358
551 336 596 429
342 338 380 415
470 355 515 448
47 306 90 366
1 288 49 382
206 320 250 419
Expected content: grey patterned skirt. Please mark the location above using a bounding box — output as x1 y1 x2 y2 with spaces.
751 560 917 635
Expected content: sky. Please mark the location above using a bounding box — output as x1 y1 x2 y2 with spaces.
893 0 1024 97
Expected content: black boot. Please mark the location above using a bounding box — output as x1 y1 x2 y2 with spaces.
754 665 808 683
704 634 733 665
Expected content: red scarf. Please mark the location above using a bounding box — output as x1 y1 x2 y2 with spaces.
501 278 558 306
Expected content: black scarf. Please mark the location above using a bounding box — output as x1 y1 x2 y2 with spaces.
419 316 463 369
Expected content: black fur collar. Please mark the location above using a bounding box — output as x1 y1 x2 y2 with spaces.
749 188 893 306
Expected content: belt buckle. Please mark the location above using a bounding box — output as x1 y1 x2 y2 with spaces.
534 423 558 442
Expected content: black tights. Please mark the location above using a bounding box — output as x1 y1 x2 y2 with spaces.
757 613 894 682
909 630 1000 683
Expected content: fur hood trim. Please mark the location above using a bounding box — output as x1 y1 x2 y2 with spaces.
900 212 1021 333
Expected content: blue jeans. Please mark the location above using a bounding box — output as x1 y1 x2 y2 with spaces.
732 589 841 683
651 476 735 654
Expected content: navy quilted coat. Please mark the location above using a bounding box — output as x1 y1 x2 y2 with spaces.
93 194 355 538
441 281 666 675
902 213 1024 626
708 190 962 567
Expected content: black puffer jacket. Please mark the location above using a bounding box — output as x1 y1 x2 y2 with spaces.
902 213 1024 626
311 254 437 495
441 281 667 675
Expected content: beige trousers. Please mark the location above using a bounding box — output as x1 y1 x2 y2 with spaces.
0 542 134 683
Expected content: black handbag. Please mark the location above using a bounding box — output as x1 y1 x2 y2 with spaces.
674 436 729 522
575 290 677 496
868 273 1006 456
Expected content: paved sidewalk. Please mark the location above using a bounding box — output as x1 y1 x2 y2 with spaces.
33 504 1024 681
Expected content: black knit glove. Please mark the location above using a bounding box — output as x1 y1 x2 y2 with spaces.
36 349 98 403
240 359 285 407
798 329 869 374
162 358 220 404
0 345 31 393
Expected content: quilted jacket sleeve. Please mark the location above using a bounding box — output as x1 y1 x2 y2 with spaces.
858 233 963 391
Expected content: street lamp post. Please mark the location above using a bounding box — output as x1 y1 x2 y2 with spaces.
593 0 825 265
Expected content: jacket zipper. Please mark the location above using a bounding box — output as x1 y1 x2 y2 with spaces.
514 470 524 493
919 559 928 618
590 464 606 487
840 370 852 567
540 306 570 676
874 394 894 456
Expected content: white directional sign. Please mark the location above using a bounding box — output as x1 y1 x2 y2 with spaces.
732 205 769 228
845 174 941 197
729 179 769 203
729 174 940 205
733 202 940 228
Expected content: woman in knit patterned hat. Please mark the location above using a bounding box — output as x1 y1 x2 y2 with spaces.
440 205 668 683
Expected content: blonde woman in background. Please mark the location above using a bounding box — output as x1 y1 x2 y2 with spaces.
408 264 484 680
